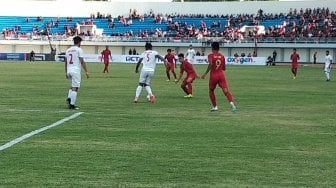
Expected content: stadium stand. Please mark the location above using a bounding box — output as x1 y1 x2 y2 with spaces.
0 4 335 44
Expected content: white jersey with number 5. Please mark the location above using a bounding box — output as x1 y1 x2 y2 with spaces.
140 50 159 72
66 46 84 74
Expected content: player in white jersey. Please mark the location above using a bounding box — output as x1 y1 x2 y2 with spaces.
134 42 167 103
65 36 89 110
186 44 196 64
324 50 333 81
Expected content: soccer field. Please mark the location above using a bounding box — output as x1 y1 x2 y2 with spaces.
0 62 335 187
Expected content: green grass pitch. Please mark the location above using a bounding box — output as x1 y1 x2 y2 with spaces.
0 61 335 187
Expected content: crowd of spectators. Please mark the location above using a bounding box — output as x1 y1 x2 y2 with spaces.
114 7 335 43
125 7 335 43
1 7 335 43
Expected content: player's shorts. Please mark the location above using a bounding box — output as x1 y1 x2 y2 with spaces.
209 74 228 90
183 74 196 84
292 63 299 69
67 71 81 88
139 70 154 86
324 63 331 73
166 62 175 71
104 60 110 65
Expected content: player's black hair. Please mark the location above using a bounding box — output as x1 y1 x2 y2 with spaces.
326 50 329 53
167 49 171 52
145 42 152 50
73 36 82 45
211 42 220 51
178 53 184 58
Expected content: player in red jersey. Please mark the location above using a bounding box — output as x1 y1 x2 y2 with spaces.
101 46 112 73
290 48 300 79
175 53 199 98
164 49 177 82
201 42 237 112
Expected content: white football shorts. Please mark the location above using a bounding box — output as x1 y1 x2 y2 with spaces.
67 71 81 88
139 70 154 86
324 63 331 73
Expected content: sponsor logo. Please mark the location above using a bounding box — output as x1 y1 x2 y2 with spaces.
126 56 140 62
227 57 254 64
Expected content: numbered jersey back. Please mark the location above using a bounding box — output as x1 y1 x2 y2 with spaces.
141 50 159 72
66 46 83 73
208 52 226 74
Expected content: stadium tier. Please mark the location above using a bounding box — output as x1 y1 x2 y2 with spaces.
0 4 335 45
0 15 306 38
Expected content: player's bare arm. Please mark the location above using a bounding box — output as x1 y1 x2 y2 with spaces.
156 55 168 66
201 63 212 79
135 58 143 73
175 72 183 84
80 57 89 78
64 57 68 79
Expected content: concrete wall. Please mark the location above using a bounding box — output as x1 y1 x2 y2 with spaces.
0 40 334 64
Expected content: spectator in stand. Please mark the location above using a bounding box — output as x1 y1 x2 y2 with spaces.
313 52 317 64
253 51 257 57
266 56 273 66
272 50 277 63
30 50 35 62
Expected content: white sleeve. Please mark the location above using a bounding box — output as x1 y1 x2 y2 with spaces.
78 48 84 58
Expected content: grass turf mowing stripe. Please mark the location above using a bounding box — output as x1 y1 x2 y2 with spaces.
0 112 83 152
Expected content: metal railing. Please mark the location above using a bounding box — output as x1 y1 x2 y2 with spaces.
1 34 336 44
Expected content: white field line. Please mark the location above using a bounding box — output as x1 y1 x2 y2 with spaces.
0 112 83 152
0 109 71 113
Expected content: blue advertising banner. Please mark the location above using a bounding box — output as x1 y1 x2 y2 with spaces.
0 53 26 61
0 53 46 61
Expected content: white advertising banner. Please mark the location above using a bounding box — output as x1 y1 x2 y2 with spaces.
55 54 266 65
226 56 266 65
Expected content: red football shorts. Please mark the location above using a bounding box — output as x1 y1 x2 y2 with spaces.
209 74 228 90
292 63 299 69
166 62 175 71
183 74 196 84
